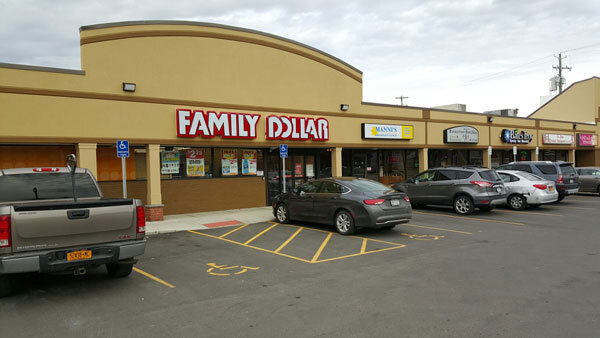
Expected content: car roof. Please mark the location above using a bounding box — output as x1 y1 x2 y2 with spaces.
430 166 489 171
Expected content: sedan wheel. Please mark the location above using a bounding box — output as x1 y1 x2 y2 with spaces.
335 210 356 235
508 194 527 210
276 203 290 223
453 195 474 215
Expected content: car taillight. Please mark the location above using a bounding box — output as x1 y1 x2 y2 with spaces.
0 215 11 248
533 184 548 190
364 199 385 205
404 195 410 202
33 168 59 172
136 206 146 234
557 175 563 184
470 181 493 187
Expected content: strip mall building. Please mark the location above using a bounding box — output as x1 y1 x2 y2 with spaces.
1 21 599 220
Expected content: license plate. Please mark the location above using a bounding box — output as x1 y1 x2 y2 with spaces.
67 250 92 261
549 186 554 191
390 199 400 206
569 179 573 183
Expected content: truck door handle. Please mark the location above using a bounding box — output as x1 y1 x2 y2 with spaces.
68 209 90 220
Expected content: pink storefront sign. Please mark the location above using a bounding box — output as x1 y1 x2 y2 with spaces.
577 133 598 146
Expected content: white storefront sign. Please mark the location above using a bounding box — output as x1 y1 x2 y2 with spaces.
177 109 260 139
361 123 414 140
542 133 574 145
266 115 329 141
444 126 479 144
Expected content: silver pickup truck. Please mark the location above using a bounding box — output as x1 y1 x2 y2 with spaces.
0 166 146 297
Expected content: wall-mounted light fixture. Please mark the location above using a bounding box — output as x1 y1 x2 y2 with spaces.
340 104 349 111
122 82 136 92
488 116 495 122
573 123 578 130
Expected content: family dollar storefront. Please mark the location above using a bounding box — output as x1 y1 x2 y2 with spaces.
1 21 599 220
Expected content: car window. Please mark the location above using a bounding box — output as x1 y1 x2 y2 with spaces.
513 165 533 173
499 173 511 183
298 181 321 194
346 179 390 192
319 181 345 193
578 169 592 175
496 165 513 170
455 171 473 179
518 172 544 181
479 170 501 182
0 173 100 202
594 170 600 176
535 164 557 175
559 164 576 175
435 170 456 181
415 171 435 182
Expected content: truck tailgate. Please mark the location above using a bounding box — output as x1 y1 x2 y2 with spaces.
11 199 136 253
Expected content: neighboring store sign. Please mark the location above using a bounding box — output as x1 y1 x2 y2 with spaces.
501 129 533 144
161 151 180 174
577 133 598 146
443 126 479 144
186 149 205 177
542 133 574 145
266 115 329 141
361 123 413 140
177 109 260 139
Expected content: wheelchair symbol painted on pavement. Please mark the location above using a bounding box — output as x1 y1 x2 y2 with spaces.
206 263 260 276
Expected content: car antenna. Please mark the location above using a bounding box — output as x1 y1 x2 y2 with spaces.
66 154 77 203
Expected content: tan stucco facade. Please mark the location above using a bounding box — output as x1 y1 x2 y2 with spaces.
1 21 599 218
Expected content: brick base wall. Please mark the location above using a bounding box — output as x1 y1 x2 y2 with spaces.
145 205 164 221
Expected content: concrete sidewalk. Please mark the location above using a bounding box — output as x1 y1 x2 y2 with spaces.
145 206 275 234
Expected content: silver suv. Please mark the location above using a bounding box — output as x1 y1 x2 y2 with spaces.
393 167 506 215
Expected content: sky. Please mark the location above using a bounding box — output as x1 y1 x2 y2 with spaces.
1 0 600 116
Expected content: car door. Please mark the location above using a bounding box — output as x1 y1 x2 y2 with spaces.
428 169 457 204
405 170 436 203
287 181 322 221
498 172 519 195
312 181 346 224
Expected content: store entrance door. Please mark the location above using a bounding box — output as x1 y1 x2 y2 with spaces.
265 149 323 206
348 150 379 180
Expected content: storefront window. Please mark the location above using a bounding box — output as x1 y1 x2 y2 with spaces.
160 147 213 178
491 149 531 167
214 148 263 177
380 149 419 183
429 149 482 168
540 150 568 162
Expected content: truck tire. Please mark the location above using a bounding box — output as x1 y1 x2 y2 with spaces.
106 262 134 278
0 275 12 297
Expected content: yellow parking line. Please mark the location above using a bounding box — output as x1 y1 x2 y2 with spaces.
557 205 596 210
413 211 525 226
405 223 472 235
311 233 333 262
315 245 405 263
133 267 176 289
219 223 249 238
274 227 303 253
360 238 367 254
496 209 562 217
244 223 279 245
188 230 312 263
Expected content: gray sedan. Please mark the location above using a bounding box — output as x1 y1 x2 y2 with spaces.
272 177 412 235
497 170 558 210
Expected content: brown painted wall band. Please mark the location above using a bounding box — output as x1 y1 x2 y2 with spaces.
80 30 362 83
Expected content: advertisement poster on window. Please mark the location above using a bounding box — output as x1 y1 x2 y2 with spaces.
306 164 315 178
241 150 257 175
221 150 238 176
295 163 303 177
161 151 180 174
186 149 205 177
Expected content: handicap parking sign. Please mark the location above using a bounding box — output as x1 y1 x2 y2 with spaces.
117 140 129 158
279 144 288 158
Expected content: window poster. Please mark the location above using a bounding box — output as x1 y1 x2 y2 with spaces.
241 150 257 175
221 149 238 176
295 163 303 177
306 164 315 178
161 151 180 174
186 149 205 177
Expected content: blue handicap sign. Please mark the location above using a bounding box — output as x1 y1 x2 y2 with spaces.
117 140 130 158
279 144 288 158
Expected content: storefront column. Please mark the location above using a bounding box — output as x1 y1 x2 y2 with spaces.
76 143 97 178
145 144 164 221
569 149 576 164
534 147 539 161
418 148 428 172
331 147 343 177
483 147 491 169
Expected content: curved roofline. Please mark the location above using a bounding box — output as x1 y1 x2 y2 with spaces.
0 62 84 75
79 20 362 75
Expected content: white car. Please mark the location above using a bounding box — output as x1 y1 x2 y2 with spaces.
497 170 558 210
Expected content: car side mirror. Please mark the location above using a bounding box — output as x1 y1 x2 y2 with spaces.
299 190 306 196
414 180 420 184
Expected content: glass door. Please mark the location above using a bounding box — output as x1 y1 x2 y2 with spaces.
266 153 281 206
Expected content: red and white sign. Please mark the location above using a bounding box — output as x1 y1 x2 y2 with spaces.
577 133 598 146
177 109 260 139
266 115 329 141
542 133 574 145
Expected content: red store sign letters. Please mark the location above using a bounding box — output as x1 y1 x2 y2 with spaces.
176 109 329 141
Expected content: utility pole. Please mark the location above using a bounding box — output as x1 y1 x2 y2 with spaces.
395 96 409 106
553 52 571 93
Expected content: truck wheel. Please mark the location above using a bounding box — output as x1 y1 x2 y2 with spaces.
0 275 12 297
106 263 133 278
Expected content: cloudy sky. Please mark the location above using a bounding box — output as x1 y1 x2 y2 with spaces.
2 0 600 116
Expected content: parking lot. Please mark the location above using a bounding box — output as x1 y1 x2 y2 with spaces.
2 194 600 337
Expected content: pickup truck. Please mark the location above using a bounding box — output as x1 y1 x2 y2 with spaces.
0 166 146 297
